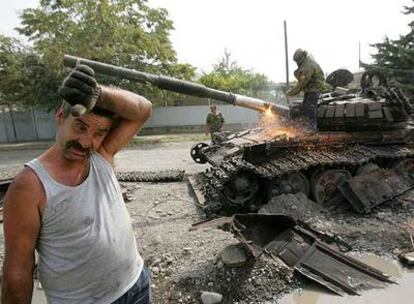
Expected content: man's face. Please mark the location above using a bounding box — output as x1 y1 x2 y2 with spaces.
210 106 217 114
56 109 112 161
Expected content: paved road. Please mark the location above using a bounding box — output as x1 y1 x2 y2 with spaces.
0 141 208 177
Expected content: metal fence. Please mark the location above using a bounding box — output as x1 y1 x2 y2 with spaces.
0 105 260 143
0 108 57 143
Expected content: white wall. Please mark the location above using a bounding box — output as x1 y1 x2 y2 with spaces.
144 105 260 127
0 105 261 143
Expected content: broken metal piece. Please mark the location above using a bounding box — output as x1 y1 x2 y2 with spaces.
339 168 414 214
399 251 414 266
188 176 207 206
0 178 13 192
192 213 395 296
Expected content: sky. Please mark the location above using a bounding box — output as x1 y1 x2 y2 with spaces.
0 0 412 83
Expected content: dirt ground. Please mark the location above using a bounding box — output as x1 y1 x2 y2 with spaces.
1 138 414 303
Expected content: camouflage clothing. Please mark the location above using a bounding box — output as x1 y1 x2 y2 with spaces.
293 55 325 93
287 51 325 131
206 113 224 142
206 112 224 134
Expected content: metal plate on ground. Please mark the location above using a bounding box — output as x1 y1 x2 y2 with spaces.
191 213 395 296
339 168 414 214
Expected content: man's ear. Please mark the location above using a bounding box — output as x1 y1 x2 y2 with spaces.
56 107 65 125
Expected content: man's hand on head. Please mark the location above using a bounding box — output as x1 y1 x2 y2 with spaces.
58 65 101 116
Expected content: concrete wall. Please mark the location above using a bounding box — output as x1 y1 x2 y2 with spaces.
144 105 260 127
0 105 261 143
0 112 9 143
33 109 57 140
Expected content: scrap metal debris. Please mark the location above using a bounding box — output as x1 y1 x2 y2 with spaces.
116 169 185 183
188 176 207 206
0 178 12 192
0 179 12 214
399 251 414 266
339 168 414 214
120 184 137 202
192 214 395 296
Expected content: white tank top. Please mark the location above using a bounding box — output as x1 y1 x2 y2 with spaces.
26 153 143 304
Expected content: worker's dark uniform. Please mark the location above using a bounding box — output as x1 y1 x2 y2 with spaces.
290 55 325 130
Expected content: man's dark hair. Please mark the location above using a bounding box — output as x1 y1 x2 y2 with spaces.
60 101 120 128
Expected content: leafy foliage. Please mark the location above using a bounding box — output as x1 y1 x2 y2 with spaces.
199 50 276 100
0 35 54 109
371 0 414 95
1 0 195 109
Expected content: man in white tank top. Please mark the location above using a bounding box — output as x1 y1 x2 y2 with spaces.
1 64 152 303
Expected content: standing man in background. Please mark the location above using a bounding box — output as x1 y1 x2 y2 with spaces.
2 64 152 304
286 48 325 131
205 103 225 143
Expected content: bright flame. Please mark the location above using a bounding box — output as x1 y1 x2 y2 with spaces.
265 108 273 117
260 108 277 128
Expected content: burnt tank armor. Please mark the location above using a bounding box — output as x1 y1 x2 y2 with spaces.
64 56 414 215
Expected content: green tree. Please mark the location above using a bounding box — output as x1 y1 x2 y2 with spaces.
0 35 48 109
0 35 23 108
199 50 276 100
371 0 414 95
12 0 194 109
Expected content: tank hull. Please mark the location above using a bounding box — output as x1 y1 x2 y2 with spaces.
195 127 414 216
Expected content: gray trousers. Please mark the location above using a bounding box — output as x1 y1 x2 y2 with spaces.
302 92 319 130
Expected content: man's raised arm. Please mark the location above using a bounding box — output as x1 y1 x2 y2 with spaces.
97 86 152 159
57 64 152 162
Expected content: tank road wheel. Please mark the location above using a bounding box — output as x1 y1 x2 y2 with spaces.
393 158 414 179
286 172 310 196
222 171 260 210
355 162 380 175
310 169 352 204
271 172 310 197
190 142 209 164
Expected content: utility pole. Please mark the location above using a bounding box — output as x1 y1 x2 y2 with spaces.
284 20 289 88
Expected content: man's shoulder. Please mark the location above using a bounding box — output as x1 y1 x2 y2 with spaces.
13 167 42 188
6 167 44 202
300 57 312 69
303 57 321 69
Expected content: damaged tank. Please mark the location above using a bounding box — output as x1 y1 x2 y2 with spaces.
190 72 414 215
63 56 414 215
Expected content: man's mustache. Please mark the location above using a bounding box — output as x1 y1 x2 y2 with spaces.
65 140 91 155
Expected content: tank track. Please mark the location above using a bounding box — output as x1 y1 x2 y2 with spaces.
198 143 414 215
116 169 185 183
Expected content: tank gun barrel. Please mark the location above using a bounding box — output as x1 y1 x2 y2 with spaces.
63 55 289 117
